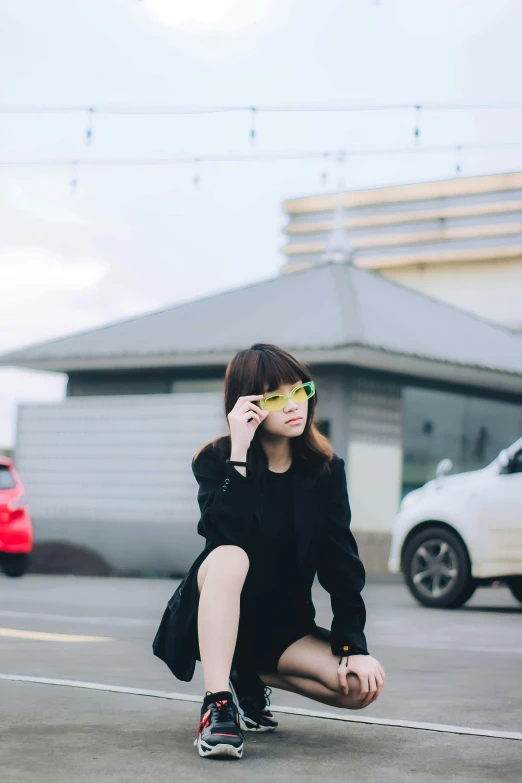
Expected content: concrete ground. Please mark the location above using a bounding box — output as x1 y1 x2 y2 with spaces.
0 574 521 782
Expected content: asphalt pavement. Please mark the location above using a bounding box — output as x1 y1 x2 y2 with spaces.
0 574 521 782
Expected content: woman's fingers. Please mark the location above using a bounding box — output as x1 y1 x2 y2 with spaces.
361 674 378 706
236 395 264 411
229 395 264 420
358 673 370 700
369 674 377 696
338 668 350 696
370 672 385 703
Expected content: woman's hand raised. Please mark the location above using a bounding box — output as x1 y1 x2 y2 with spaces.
227 394 270 454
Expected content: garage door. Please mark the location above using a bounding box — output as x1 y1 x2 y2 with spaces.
14 393 227 573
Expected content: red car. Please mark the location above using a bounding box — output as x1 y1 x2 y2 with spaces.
0 457 33 577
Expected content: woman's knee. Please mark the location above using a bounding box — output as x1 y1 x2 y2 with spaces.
333 675 374 710
197 545 249 592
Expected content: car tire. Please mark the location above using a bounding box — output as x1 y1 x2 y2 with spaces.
402 526 477 608
506 576 522 605
0 553 29 578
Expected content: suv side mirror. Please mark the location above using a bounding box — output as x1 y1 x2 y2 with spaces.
497 450 510 469
436 458 453 479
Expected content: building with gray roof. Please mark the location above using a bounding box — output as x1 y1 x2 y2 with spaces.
2 261 521 575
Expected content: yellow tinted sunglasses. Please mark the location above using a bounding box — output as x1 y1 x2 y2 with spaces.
258 380 315 412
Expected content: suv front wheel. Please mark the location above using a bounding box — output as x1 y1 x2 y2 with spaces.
402 526 477 608
506 576 522 605
0 553 29 578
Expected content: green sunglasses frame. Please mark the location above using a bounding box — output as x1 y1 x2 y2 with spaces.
257 380 316 411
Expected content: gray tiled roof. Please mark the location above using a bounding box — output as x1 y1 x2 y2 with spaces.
2 262 522 385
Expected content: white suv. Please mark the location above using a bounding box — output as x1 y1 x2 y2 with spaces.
388 437 522 608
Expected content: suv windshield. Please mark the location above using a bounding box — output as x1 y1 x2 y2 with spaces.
0 466 16 490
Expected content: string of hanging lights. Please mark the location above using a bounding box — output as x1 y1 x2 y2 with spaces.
3 103 521 190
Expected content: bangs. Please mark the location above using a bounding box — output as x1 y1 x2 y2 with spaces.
256 351 306 393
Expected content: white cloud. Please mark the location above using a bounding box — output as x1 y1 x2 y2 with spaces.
9 184 91 226
0 248 160 446
0 369 67 450
1 249 108 307
142 0 278 34
0 247 160 353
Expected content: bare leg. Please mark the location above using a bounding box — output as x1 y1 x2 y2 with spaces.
255 633 381 710
256 670 367 710
196 545 249 695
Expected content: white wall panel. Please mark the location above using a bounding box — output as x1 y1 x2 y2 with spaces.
346 376 403 533
14 393 228 571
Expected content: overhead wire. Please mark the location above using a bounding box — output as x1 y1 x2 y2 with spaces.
1 101 522 116
1 141 522 168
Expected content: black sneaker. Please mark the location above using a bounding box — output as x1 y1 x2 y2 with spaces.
229 664 278 732
194 690 245 759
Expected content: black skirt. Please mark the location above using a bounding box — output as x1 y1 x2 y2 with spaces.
152 544 334 681
195 574 329 673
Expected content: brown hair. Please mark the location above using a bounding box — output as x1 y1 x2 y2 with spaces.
192 342 334 481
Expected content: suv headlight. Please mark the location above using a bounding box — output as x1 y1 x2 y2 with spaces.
399 488 424 512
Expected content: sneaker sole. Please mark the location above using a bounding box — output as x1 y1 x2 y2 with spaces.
228 679 277 733
197 737 243 759
240 715 277 732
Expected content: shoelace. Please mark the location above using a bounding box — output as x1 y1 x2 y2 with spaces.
242 685 275 719
256 686 274 716
194 698 245 746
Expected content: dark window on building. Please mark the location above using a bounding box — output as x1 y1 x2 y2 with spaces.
402 387 522 498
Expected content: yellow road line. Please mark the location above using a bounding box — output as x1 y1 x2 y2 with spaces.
0 627 112 643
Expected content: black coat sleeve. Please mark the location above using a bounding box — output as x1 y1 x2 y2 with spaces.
316 456 370 658
191 446 257 550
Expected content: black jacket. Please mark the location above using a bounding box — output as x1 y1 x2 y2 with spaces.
152 446 369 682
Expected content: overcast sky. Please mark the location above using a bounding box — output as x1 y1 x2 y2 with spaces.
1 0 522 447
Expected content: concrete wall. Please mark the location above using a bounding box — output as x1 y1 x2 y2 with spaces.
381 257 522 333
344 374 403 574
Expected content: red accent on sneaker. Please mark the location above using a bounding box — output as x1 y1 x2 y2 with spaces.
194 709 211 745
